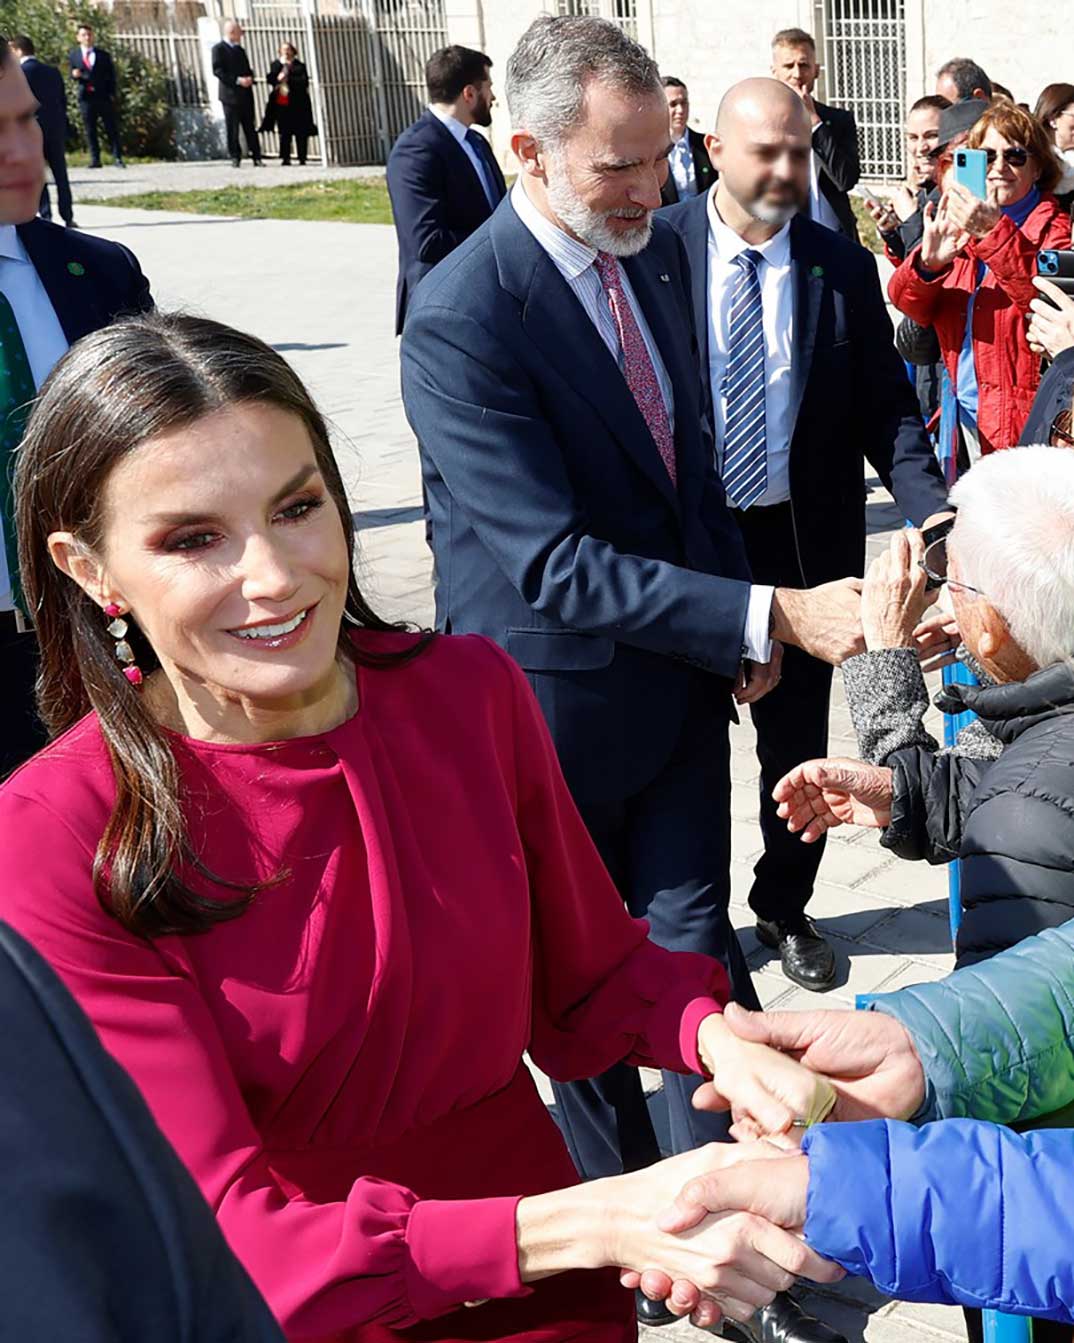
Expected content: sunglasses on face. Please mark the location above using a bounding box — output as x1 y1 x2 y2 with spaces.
918 535 987 597
1051 408 1074 448
984 146 1030 168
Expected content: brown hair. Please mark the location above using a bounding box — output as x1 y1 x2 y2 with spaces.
966 98 1061 195
1034 82 1074 144
910 94 950 115
14 311 430 939
771 27 815 54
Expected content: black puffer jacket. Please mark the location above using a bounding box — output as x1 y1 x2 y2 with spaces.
883 661 1074 967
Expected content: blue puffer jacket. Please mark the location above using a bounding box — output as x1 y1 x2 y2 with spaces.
799 920 1074 1317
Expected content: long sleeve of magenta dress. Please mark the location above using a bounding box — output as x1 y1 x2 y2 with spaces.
0 633 729 1343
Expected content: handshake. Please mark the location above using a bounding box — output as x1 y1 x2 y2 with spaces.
544 1002 926 1331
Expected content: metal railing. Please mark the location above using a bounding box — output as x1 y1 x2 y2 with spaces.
819 0 907 180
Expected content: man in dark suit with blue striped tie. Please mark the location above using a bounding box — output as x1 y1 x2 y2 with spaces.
387 44 506 335
661 78 949 995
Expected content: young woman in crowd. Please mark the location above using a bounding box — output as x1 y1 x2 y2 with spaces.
889 99 1071 458
0 312 839 1343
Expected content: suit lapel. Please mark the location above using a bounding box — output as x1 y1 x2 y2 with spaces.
789 215 824 434
679 190 711 374
17 222 98 346
424 111 495 213
494 210 680 516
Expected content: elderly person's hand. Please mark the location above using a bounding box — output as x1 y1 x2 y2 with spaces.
913 605 961 672
773 757 894 844
943 179 1002 239
861 529 936 651
1028 277 1074 360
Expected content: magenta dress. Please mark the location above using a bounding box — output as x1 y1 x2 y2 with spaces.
0 632 728 1342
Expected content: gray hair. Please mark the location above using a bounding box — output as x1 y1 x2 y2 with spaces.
505 14 662 149
949 445 1074 667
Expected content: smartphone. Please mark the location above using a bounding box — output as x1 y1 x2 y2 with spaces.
856 185 882 206
921 516 955 592
1035 251 1074 308
953 148 987 200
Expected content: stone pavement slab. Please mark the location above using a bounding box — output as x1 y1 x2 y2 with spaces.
71 203 962 1343
67 158 386 201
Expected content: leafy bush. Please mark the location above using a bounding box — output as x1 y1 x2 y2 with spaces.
0 0 175 157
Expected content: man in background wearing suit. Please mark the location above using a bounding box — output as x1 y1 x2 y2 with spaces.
661 78 948 996
402 20 865 1340
0 45 152 775
212 19 263 169
660 77 715 206
11 36 74 228
387 44 505 335
68 23 123 170
771 28 859 241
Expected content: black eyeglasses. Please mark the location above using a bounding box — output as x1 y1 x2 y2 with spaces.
918 535 987 597
984 146 1030 168
1051 408 1074 448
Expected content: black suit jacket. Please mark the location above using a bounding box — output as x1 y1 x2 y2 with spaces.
386 109 506 335
22 57 67 141
68 46 116 103
0 920 285 1341
16 217 153 344
402 204 753 805
212 40 255 108
660 190 947 583
811 98 861 242
660 128 716 206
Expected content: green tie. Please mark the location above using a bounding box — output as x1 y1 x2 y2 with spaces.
0 292 36 615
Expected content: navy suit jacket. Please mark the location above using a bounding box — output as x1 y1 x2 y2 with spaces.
660 191 948 582
401 203 753 806
22 57 67 142
811 99 861 242
16 217 153 345
387 110 505 335
0 921 284 1340
68 46 116 103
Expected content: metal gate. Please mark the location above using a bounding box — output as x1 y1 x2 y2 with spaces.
817 0 906 180
556 0 639 38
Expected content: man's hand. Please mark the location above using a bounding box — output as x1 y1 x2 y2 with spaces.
943 180 1001 240
770 579 864 666
861 529 937 651
1028 277 1074 361
735 641 783 706
773 757 893 843
238 74 254 88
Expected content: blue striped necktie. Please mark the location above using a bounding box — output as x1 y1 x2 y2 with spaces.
464 128 500 209
722 248 767 509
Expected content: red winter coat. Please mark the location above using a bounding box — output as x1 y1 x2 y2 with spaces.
888 194 1071 454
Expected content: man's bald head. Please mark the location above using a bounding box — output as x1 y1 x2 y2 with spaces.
707 77 811 236
715 77 810 137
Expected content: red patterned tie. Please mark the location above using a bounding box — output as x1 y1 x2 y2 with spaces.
593 251 677 486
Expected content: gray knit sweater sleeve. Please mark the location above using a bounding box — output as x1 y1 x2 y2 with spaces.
841 648 938 765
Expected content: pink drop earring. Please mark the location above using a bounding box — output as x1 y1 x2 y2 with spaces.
104 602 144 687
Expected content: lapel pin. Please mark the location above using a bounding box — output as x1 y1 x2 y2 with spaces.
811 264 824 278
659 273 670 283
66 261 86 276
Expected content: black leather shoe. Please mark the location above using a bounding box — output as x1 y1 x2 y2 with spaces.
720 1291 847 1342
636 1288 677 1327
756 916 836 991
230 158 241 167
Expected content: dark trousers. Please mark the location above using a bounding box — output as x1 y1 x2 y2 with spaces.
79 98 122 165
551 672 761 1180
732 501 833 925
39 129 73 224
224 100 261 163
279 131 308 165
1 615 47 778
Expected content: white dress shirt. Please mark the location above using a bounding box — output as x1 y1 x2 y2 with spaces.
428 106 498 210
809 125 842 233
510 180 674 429
78 45 96 68
0 226 69 611
669 131 696 198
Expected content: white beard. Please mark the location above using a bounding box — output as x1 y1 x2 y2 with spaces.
546 167 653 257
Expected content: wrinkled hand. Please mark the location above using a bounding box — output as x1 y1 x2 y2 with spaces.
861 529 937 650
716 1001 927 1130
694 1012 837 1135
917 195 970 272
770 578 865 666
913 605 960 672
1028 276 1074 361
864 195 899 234
735 641 784 706
773 757 893 843
943 179 1001 239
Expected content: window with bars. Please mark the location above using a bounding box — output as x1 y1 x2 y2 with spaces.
820 0 906 179
556 0 638 39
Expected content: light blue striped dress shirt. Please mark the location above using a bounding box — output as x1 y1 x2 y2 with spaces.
510 181 675 430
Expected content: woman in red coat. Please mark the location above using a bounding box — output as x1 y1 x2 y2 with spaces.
888 99 1072 457
0 313 839 1343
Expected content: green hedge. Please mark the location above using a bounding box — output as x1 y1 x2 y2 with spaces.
2 0 174 157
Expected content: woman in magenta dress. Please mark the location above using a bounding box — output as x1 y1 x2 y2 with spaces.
0 314 838 1342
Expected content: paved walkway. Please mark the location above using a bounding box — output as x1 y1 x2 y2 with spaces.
66 158 385 202
74 203 962 1343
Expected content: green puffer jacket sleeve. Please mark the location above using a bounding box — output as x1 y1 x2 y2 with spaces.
870 920 1074 1125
